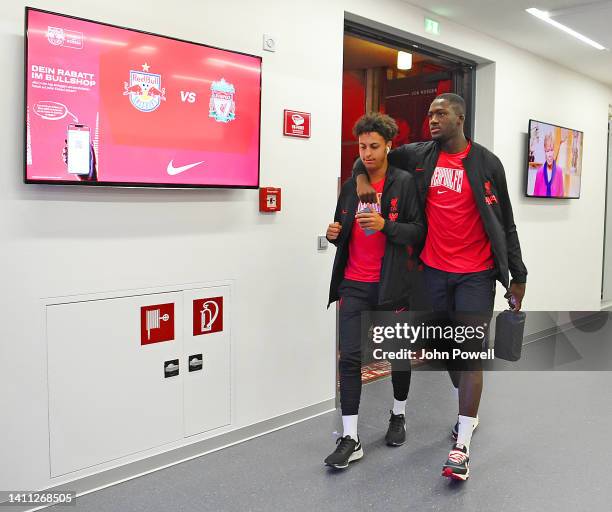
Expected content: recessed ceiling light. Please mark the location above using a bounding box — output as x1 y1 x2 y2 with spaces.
526 8 606 50
397 51 412 70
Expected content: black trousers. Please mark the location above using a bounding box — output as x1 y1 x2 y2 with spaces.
422 265 497 314
338 279 412 416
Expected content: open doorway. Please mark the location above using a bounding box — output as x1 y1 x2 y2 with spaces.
339 21 477 378
341 23 476 186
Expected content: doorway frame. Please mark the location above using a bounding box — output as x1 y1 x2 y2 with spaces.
344 15 479 140
336 15 485 403
601 113 612 306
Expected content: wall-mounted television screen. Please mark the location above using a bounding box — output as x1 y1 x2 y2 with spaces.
526 119 583 199
24 7 261 188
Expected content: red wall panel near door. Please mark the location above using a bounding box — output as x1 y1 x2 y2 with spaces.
341 70 366 184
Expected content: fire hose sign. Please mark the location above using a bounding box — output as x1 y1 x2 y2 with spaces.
193 297 223 336
141 303 175 345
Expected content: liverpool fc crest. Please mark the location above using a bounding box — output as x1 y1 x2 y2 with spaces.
209 79 236 123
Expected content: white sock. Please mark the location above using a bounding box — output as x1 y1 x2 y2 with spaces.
456 415 478 451
342 415 358 440
392 399 407 416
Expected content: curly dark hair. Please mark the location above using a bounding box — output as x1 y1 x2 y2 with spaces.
353 112 398 142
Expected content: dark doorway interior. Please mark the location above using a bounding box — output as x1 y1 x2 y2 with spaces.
341 29 475 185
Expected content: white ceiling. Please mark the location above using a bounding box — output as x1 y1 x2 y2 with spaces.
404 0 612 86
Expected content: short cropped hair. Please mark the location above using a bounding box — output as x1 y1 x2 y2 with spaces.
435 93 466 116
353 112 398 142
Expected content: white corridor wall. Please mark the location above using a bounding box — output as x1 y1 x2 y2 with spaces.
1 0 611 492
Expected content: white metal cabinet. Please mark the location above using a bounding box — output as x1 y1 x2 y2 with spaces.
47 292 184 477
46 284 232 477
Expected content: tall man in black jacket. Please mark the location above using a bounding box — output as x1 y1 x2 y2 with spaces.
325 113 425 469
354 94 528 481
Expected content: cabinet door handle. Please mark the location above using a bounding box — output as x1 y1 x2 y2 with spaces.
188 354 203 372
164 359 180 378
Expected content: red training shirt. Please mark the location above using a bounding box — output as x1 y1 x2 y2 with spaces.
344 177 386 282
420 142 494 273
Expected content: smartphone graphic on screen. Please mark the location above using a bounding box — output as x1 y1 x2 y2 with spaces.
67 124 90 175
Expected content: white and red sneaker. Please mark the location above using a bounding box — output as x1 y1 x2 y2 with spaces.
442 443 470 481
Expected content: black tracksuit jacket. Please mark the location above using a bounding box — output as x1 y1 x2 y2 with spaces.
354 140 528 290
327 165 425 307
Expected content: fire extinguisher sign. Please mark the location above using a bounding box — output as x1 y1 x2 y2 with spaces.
193 297 223 336
141 303 175 345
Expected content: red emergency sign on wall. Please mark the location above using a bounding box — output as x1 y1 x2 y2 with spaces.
141 303 174 345
259 187 281 212
193 297 223 336
283 110 311 138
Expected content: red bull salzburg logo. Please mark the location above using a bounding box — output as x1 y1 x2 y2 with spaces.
47 27 65 46
209 79 236 123
123 63 166 113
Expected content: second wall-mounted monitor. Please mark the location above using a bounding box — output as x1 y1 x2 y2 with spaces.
526 119 583 199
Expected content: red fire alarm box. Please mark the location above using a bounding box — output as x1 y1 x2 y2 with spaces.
259 187 281 212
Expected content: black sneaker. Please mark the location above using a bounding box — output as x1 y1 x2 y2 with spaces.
442 443 470 481
385 411 406 446
324 435 363 469
451 415 479 440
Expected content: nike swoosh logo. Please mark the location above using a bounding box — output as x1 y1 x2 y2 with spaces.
167 160 205 175
437 189 448 194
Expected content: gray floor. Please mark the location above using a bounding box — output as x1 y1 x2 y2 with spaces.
57 368 612 512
